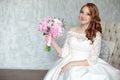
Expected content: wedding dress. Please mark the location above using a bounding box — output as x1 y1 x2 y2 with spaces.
44 31 120 80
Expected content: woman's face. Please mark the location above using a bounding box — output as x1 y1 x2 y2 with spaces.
80 6 91 25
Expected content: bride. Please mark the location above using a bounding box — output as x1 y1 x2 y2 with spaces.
44 3 120 80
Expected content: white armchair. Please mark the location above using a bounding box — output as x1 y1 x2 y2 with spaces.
101 21 120 70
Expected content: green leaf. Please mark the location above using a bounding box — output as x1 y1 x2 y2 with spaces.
61 19 66 28
44 46 51 52
47 27 50 32
62 19 64 22
51 20 54 22
51 23 54 26
43 33 46 35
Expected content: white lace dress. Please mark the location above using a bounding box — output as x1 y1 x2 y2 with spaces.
44 31 120 80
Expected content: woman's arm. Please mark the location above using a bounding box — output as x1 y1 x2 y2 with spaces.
60 60 89 75
60 32 102 74
70 60 89 66
46 30 70 57
51 38 62 56
46 35 62 56
51 27 75 57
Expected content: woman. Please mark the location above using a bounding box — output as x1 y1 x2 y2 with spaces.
44 3 120 80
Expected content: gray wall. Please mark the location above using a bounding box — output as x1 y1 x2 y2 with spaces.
0 0 120 69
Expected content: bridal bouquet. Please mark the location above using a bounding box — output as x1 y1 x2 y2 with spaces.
38 17 66 52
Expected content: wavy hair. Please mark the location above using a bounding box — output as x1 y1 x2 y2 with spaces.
80 3 102 44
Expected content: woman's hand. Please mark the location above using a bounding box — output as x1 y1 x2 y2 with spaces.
60 62 73 75
59 60 88 75
51 37 55 46
45 34 55 46
46 34 62 57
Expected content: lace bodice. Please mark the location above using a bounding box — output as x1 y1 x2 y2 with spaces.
60 31 102 66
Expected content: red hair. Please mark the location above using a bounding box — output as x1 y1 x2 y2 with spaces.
80 3 102 44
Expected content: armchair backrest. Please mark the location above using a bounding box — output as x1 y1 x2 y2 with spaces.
101 21 120 69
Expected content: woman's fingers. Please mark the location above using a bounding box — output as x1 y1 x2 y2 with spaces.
45 35 49 40
59 63 72 75
59 67 64 75
59 66 66 75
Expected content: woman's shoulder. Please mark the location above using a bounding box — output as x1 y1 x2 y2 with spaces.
94 31 102 40
96 31 102 37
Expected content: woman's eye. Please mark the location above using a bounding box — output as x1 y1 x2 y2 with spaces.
80 11 90 15
80 11 83 13
86 13 90 16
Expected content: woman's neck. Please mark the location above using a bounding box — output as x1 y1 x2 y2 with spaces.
80 23 89 31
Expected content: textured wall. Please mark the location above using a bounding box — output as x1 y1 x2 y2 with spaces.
0 0 120 69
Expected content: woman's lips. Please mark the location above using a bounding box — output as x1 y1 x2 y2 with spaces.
81 17 86 21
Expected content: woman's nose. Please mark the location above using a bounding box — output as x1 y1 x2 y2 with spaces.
81 13 86 17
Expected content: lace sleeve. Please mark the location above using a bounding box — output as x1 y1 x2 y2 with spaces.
59 32 70 57
87 35 101 66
